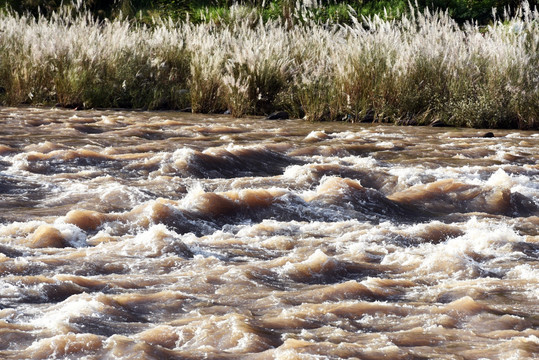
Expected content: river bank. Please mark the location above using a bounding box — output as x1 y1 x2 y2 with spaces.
0 3 537 129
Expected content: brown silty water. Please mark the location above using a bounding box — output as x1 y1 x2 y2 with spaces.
0 107 537 359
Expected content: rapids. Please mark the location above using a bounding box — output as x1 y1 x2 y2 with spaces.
0 107 538 359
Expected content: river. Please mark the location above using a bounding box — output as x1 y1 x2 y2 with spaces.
0 107 538 359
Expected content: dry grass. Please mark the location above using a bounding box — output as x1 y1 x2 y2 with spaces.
0 2 537 128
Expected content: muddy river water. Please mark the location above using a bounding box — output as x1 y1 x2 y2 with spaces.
0 107 537 359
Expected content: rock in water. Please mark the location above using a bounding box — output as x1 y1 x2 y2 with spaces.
430 119 447 127
266 111 289 120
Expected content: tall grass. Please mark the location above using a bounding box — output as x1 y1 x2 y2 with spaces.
0 2 537 128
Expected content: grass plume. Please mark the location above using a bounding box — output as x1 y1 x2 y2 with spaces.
0 2 537 128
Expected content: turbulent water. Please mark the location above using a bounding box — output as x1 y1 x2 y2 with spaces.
0 107 537 359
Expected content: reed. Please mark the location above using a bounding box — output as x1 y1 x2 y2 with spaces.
0 2 537 128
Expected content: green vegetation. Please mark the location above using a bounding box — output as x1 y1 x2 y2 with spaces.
2 0 535 24
0 1 537 129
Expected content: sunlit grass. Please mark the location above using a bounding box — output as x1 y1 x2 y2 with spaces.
0 2 537 128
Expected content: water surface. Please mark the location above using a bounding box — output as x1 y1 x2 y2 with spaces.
0 107 538 359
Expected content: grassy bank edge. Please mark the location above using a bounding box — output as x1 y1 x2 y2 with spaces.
0 2 537 129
